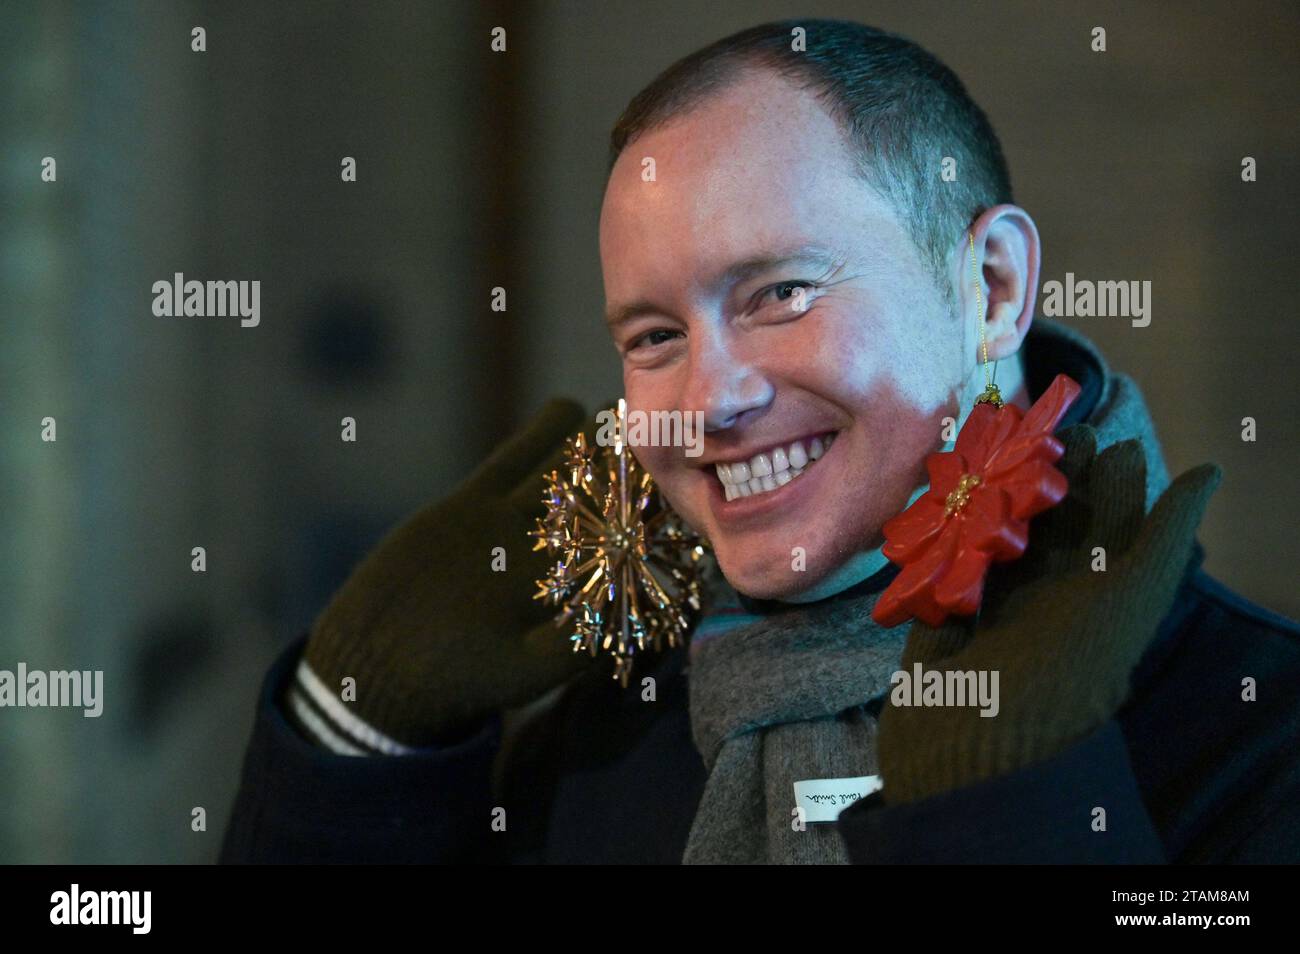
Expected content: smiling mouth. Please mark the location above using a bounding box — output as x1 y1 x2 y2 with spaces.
714 432 838 500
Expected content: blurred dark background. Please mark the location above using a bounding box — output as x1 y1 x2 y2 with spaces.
1 0 1296 863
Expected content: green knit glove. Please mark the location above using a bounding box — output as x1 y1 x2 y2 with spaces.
303 398 596 746
877 424 1221 806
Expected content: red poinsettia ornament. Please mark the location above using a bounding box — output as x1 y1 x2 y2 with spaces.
871 373 1083 628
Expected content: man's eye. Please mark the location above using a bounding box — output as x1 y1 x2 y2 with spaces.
629 328 681 350
760 281 818 307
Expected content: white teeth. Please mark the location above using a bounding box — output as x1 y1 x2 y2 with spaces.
713 432 838 500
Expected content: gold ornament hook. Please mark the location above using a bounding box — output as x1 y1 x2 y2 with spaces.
968 230 1003 408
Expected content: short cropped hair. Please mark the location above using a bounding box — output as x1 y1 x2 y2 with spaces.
608 19 1013 302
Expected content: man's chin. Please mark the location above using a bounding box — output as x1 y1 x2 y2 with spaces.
710 548 836 602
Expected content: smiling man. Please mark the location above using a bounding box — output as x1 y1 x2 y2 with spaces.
601 61 1032 602
220 19 1300 866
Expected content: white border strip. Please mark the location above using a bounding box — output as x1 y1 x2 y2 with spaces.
287 689 367 756
295 659 419 756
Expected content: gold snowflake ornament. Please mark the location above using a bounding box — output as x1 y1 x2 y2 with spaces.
530 402 707 687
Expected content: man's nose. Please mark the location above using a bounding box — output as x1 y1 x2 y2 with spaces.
681 328 774 432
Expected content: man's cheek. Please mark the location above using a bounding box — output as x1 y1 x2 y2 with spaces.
631 444 678 489
804 310 882 399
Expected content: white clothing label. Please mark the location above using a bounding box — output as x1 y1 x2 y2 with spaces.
793 774 883 823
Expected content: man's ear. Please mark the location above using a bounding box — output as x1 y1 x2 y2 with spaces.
970 206 1041 362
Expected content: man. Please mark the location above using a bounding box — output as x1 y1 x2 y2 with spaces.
219 20 1300 864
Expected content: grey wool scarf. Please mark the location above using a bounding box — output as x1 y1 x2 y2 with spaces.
683 564 908 864
679 320 1170 864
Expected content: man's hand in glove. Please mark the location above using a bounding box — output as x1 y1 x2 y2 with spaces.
877 424 1221 805
303 398 596 746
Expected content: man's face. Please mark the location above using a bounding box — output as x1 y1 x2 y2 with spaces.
599 69 967 599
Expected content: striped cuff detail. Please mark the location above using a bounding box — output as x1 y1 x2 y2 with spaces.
288 658 421 756
285 688 368 756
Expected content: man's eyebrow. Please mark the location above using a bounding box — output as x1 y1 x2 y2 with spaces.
712 244 844 287
604 244 844 329
605 299 663 331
